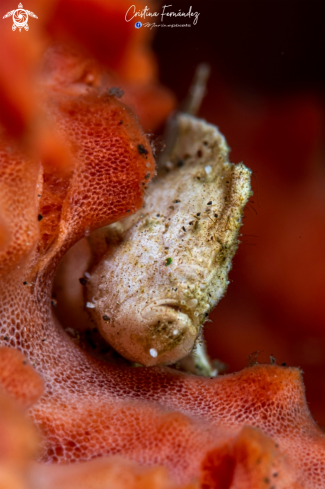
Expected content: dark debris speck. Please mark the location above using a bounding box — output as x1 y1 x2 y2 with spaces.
138 144 148 155
108 87 124 98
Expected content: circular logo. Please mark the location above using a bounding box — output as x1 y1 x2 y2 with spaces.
13 9 28 27
135 21 142 29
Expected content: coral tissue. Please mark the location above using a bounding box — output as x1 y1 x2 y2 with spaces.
1 1 325 488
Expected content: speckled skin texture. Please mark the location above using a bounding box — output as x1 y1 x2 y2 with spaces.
1 86 325 488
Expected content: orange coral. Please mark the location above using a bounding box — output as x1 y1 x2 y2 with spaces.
32 456 199 489
0 0 174 138
0 386 39 489
1 1 325 488
2 95 325 484
0 347 44 409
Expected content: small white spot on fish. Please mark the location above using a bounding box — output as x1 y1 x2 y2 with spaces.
205 165 212 174
149 348 158 358
84 272 91 279
86 302 96 309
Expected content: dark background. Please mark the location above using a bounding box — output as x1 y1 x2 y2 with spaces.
154 1 325 96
